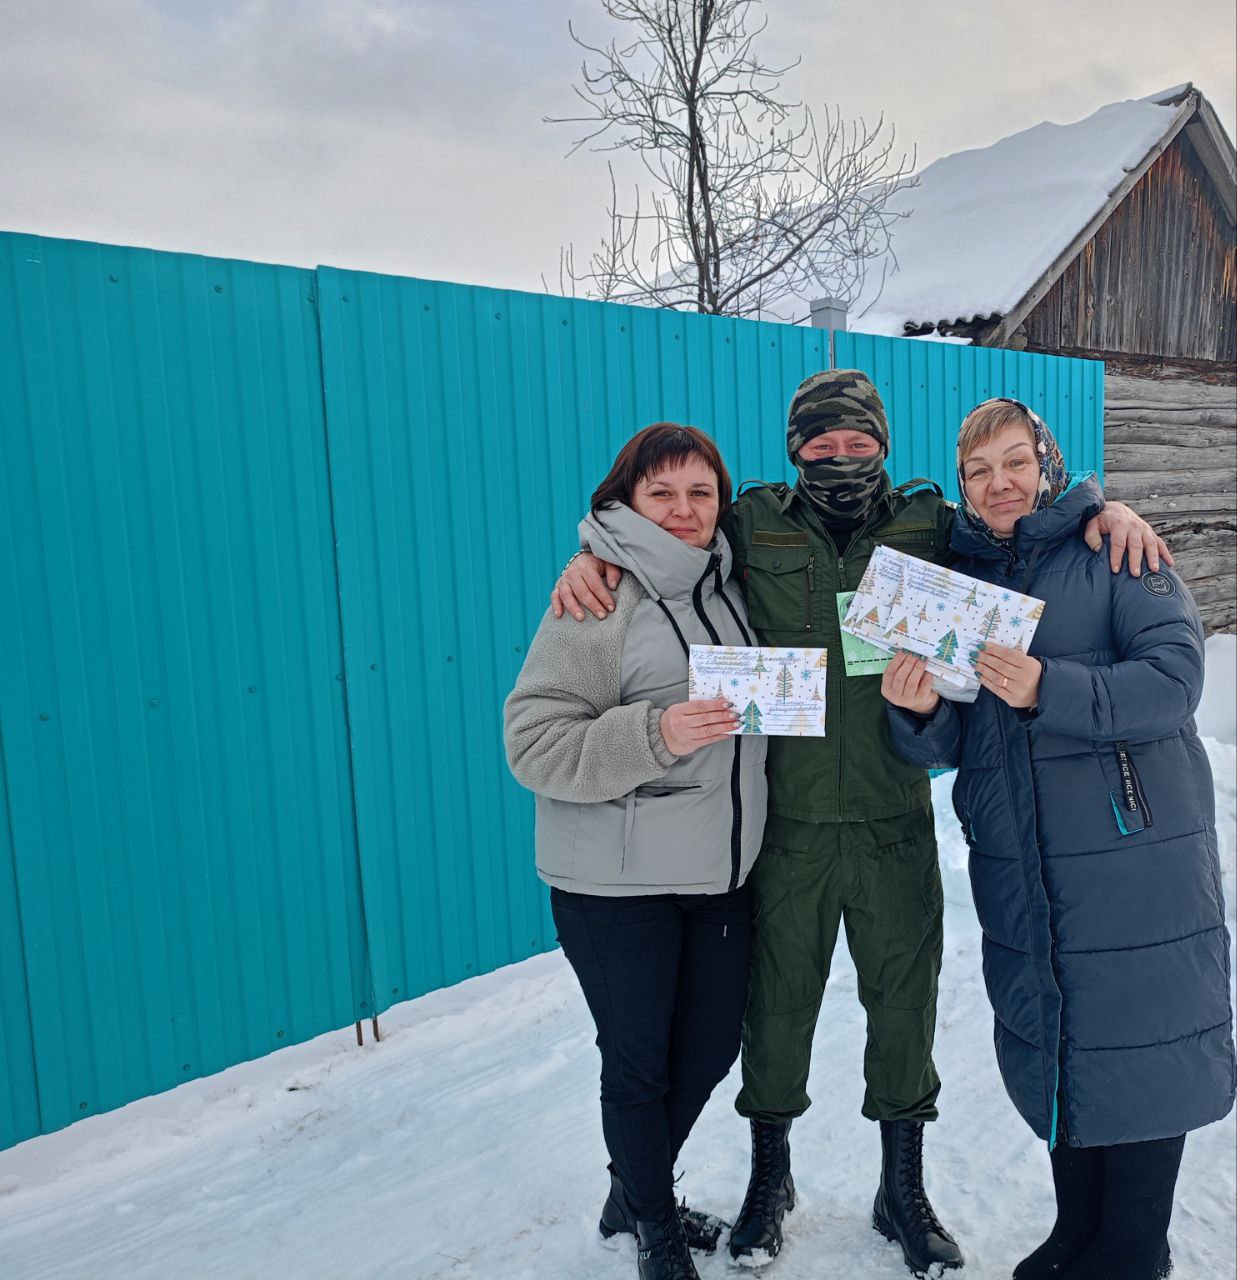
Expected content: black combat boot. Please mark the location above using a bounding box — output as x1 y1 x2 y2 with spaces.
728 1119 796 1266
1061 1135 1183 1280
636 1203 700 1280
872 1119 963 1276
1013 1143 1103 1279
598 1164 727 1253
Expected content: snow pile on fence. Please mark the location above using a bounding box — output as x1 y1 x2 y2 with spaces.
0 637 1233 1280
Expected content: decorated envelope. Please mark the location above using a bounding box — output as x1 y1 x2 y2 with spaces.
689 644 828 737
836 592 894 677
840 545 1046 694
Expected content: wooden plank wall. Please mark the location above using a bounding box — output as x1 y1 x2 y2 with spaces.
1024 131 1236 363
1103 372 1236 632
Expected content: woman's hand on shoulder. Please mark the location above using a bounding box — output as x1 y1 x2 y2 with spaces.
659 699 739 756
974 642 1041 709
551 553 622 621
881 652 940 715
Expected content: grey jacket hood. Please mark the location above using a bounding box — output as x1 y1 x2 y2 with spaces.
580 503 733 602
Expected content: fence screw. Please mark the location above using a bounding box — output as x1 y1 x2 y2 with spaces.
247 686 257 693
148 698 160 708
38 713 50 721
108 274 119 283
214 285 224 294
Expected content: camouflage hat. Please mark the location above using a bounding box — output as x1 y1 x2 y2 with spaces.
786 369 890 461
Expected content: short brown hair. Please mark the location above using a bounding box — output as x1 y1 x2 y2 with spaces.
957 399 1037 465
590 423 733 519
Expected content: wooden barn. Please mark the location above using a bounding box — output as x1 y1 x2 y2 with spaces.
836 85 1237 631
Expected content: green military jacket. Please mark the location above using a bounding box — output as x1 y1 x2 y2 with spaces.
721 477 954 824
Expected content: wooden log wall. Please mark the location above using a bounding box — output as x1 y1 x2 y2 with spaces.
1024 131 1236 363
1103 371 1236 632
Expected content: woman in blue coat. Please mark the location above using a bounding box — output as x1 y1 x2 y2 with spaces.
881 398 1235 1280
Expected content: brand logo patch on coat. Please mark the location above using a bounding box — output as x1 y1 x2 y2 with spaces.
1141 572 1176 598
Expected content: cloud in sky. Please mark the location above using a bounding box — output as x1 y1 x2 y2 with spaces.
2 0 1233 293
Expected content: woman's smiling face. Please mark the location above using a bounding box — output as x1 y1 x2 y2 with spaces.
630 457 720 549
960 424 1041 535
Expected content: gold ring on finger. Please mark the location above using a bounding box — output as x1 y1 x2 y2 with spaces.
1002 676 1009 690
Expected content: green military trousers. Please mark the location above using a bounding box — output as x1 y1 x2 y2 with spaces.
736 805 944 1124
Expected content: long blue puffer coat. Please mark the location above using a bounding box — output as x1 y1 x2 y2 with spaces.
889 476 1235 1147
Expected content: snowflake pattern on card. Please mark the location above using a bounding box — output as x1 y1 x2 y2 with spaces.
840 546 1045 694
689 644 827 737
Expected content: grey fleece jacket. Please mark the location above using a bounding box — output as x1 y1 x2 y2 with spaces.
504 503 768 896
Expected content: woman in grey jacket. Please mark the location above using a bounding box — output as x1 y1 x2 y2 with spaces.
505 423 767 1280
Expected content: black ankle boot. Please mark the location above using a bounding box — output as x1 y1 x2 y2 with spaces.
636 1203 700 1280
598 1164 726 1253
1013 1143 1103 1279
728 1118 796 1266
1061 1136 1184 1280
872 1119 964 1276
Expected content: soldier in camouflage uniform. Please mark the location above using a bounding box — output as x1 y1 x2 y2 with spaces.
721 371 962 1273
551 370 1164 1276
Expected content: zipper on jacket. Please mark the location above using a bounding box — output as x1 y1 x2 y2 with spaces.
804 553 815 630
1115 741 1154 829
1053 1035 1070 1148
693 555 744 892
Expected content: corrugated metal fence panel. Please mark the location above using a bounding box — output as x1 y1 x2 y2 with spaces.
0 233 371 1136
316 270 827 1005
834 332 1104 500
0 739 40 1150
0 229 1109 1148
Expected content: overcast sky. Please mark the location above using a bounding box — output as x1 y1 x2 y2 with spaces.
2 0 1234 294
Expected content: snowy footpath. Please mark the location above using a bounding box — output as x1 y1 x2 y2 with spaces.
2 639 1235 1280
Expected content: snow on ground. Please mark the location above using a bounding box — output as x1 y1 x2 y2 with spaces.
1 638 1234 1280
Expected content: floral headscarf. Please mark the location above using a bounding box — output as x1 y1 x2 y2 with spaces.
957 398 1068 542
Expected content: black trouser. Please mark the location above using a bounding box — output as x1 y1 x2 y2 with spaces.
552 884 752 1220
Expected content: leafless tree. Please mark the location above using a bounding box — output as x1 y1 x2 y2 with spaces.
547 0 916 321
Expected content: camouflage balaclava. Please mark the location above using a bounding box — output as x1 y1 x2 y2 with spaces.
957 398 1068 544
787 369 891 526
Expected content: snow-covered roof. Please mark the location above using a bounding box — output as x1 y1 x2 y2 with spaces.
842 85 1232 340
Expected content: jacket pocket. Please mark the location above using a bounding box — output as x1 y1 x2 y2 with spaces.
743 543 815 633
1103 742 1153 836
621 778 731 887
876 525 939 559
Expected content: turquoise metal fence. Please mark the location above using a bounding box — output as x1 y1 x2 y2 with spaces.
835 331 1104 495
316 271 827 1004
0 231 1104 1149
0 750 39 1150
0 234 372 1142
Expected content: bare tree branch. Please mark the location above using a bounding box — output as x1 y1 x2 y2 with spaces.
545 0 916 319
